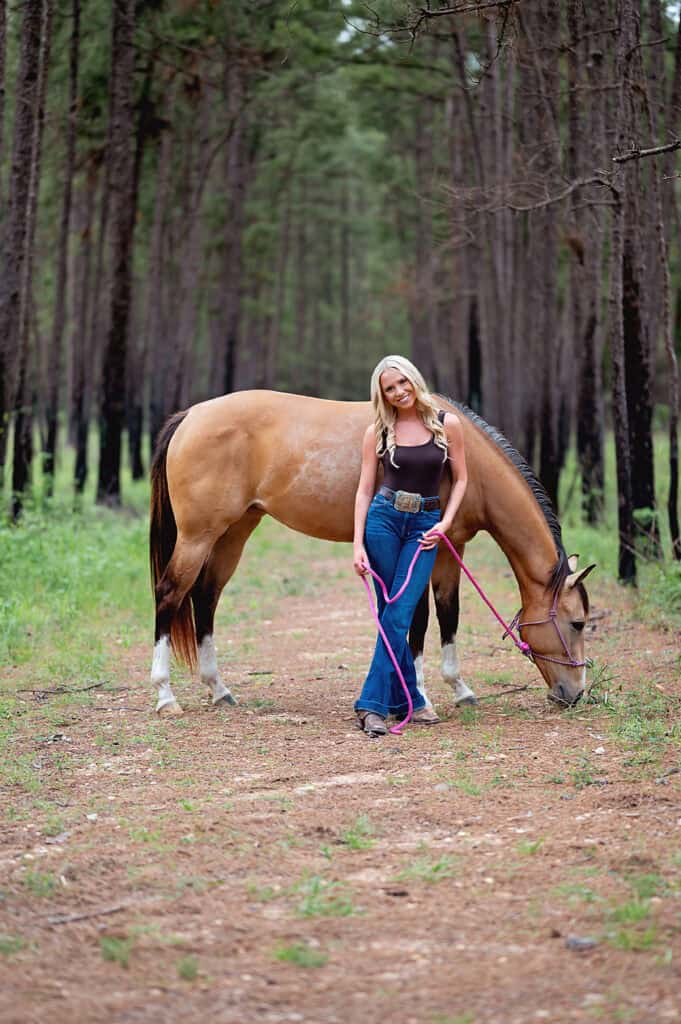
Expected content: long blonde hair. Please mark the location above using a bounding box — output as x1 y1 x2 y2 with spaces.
370 355 447 468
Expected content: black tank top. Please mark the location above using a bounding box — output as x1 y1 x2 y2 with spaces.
382 411 447 496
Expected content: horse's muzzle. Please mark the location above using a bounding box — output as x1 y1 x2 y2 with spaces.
547 682 584 707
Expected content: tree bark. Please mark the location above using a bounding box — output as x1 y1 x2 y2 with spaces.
96 0 136 505
0 0 6 197
43 0 79 494
71 157 98 495
0 0 44 480
10 0 52 519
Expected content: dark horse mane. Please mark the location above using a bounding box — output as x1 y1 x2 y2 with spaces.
442 398 572 598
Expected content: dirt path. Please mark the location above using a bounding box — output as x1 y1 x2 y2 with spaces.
1 528 680 1024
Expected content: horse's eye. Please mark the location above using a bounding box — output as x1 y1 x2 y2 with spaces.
571 621 585 633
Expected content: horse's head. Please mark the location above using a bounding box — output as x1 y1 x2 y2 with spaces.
519 556 596 707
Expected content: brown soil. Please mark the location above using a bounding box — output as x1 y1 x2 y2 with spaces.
1 532 680 1024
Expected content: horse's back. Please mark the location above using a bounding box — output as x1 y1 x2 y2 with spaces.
166 391 372 542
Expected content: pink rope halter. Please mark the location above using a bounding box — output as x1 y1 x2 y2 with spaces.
360 530 584 734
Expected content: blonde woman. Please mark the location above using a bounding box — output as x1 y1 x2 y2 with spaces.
353 356 468 736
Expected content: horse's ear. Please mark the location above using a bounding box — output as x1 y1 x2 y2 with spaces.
565 563 596 589
567 553 580 572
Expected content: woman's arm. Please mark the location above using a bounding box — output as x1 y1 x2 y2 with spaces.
353 424 379 575
420 412 468 549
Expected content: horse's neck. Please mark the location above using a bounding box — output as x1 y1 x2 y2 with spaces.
480 476 558 609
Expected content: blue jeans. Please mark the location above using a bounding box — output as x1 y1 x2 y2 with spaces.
355 494 440 718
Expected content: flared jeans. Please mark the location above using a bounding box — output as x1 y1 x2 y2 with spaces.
355 493 440 718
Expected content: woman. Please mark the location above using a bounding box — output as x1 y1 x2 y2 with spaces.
353 356 468 736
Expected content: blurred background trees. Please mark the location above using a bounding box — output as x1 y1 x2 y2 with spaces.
1 0 680 582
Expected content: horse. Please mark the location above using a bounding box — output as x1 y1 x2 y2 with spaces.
149 390 595 716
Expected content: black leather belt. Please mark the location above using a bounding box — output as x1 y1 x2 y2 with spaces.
378 486 440 513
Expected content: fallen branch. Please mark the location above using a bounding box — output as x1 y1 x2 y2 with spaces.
478 684 528 700
43 903 128 926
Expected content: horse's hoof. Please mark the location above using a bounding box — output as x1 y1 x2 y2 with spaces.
213 693 237 707
157 701 184 717
455 695 478 707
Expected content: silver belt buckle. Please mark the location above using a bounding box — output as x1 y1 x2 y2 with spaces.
394 490 421 513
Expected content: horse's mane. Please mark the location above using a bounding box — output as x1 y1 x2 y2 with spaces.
441 398 570 596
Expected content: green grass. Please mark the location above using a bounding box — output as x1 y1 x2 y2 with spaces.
100 935 134 968
0 934 25 956
176 955 199 980
274 941 328 968
396 854 458 884
293 874 357 917
340 814 375 850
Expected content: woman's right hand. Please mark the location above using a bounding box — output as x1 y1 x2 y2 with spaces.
353 545 369 576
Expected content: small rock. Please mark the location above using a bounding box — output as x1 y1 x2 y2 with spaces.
565 935 599 952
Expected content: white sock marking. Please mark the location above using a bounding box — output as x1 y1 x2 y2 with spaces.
413 653 432 708
199 634 235 705
151 636 178 711
441 641 476 704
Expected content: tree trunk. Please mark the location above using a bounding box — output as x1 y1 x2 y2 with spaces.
71 157 98 495
0 0 44 480
43 0 79 494
0 0 6 197
11 0 52 519
96 0 136 505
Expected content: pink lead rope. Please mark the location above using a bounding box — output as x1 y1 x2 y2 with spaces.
361 531 532 735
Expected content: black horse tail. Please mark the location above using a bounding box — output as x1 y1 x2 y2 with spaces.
149 410 197 670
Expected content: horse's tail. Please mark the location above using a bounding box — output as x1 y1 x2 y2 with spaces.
149 410 198 671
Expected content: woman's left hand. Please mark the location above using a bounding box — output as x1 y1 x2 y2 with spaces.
420 521 449 550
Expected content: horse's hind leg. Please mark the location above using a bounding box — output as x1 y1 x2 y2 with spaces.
152 535 214 715
192 507 265 708
432 546 478 707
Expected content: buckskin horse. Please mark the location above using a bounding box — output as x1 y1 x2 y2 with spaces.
149 390 594 716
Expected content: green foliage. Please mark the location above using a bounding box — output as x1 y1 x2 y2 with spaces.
274 941 328 968
176 955 199 981
100 935 134 968
293 874 357 917
340 814 375 850
396 854 458 884
0 935 26 957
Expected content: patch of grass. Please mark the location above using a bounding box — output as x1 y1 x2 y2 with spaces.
553 883 602 905
294 874 357 918
517 837 545 855
571 754 597 789
432 1015 475 1024
22 870 58 898
246 882 281 902
606 925 658 951
459 706 480 726
340 815 375 851
396 855 458 885
0 935 25 956
100 935 134 968
177 955 199 980
274 941 328 968
610 899 651 925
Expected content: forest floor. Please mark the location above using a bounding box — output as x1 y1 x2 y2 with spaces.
1 524 680 1024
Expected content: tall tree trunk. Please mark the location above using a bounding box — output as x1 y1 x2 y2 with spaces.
0 0 6 197
147 93 173 453
575 0 606 524
611 0 638 584
71 158 98 495
11 0 52 519
96 0 136 505
44 0 79 494
0 0 44 481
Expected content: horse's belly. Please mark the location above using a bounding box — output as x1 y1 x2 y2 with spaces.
266 491 355 543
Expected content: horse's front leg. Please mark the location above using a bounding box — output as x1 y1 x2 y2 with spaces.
408 585 434 709
432 549 478 707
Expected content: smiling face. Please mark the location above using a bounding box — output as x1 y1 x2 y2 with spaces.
379 367 417 412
